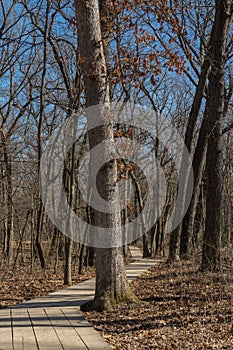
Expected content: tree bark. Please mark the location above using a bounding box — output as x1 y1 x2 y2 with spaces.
200 0 233 272
75 0 137 311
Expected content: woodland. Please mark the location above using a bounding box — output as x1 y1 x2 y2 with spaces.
0 0 233 348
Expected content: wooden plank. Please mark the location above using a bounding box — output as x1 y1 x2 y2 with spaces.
12 279 95 310
62 308 112 350
11 308 38 350
28 308 63 350
0 309 13 350
128 246 142 259
45 308 87 350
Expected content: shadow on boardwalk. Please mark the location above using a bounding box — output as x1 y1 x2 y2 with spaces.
0 246 159 350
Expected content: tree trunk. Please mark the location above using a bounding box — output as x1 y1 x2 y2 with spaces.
178 0 233 260
0 131 14 262
127 162 150 258
64 144 76 285
200 0 232 272
168 49 211 262
64 236 73 285
179 108 208 259
168 0 231 262
75 0 137 311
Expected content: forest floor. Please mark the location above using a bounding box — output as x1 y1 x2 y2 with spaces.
82 260 233 350
1 258 233 349
0 262 95 308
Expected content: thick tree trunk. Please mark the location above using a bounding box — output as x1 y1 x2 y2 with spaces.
200 0 232 272
75 0 137 310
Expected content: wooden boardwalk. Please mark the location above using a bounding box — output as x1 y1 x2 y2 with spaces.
0 307 111 350
0 247 160 350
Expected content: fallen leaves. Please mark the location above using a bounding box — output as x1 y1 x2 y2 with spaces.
0 265 95 308
82 261 233 349
1 256 233 349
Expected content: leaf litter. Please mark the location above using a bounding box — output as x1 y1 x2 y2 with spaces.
82 261 233 349
1 258 233 349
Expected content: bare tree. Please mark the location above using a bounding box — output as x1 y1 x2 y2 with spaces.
75 0 137 311
200 0 233 271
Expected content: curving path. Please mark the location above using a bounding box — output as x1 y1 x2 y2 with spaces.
0 246 160 350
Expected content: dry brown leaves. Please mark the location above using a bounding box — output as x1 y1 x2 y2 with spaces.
0 264 95 308
1 258 233 349
82 261 233 350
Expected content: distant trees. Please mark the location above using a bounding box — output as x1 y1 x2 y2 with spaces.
0 0 81 272
0 1 33 261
